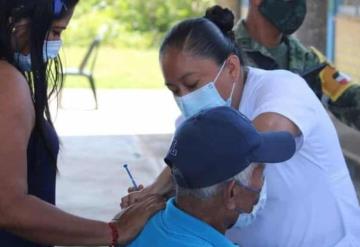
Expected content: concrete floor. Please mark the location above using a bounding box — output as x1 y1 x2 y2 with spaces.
54 89 178 224
54 89 360 247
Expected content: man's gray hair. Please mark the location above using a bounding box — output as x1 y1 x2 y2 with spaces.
175 163 257 200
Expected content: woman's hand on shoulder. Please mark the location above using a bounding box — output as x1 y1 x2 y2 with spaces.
121 184 155 209
113 194 166 245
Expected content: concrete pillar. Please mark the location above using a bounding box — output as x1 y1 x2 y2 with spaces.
296 1 328 54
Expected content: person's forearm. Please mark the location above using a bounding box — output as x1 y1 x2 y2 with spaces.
2 195 111 246
150 166 174 196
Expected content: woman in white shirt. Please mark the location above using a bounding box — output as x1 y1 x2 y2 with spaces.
122 5 360 247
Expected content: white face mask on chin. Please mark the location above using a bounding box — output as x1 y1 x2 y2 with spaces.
15 40 62 72
233 178 268 229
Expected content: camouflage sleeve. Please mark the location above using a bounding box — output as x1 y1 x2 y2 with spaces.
300 51 324 99
328 84 360 131
310 47 360 131
288 38 323 98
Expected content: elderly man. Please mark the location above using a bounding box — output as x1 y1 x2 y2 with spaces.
126 107 295 246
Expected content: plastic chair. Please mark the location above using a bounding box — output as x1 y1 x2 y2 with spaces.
63 28 106 109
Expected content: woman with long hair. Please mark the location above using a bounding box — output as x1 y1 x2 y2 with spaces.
0 0 165 246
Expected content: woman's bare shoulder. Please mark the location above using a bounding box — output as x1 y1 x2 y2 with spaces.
0 60 28 88
0 60 34 127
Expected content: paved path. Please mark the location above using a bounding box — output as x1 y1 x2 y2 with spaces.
54 89 177 224
54 89 360 247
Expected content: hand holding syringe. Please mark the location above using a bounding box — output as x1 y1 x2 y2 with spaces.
123 164 144 192
123 164 138 190
121 164 147 209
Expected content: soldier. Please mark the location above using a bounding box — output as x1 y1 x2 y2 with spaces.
232 0 360 130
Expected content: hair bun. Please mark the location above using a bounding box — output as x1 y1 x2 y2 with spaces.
205 5 235 34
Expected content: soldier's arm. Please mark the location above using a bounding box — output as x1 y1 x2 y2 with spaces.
308 47 360 131
310 47 355 103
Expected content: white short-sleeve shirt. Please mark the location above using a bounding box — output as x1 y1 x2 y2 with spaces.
226 68 360 247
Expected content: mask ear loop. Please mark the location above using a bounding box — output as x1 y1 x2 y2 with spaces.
230 64 248 107
44 32 51 62
229 77 237 103
13 28 22 64
213 60 227 83
214 60 237 106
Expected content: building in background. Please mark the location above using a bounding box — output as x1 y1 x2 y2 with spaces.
335 0 360 81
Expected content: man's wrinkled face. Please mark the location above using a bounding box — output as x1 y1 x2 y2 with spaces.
234 164 265 213
222 164 265 229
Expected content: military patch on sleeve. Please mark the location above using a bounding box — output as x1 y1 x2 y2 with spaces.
320 65 353 102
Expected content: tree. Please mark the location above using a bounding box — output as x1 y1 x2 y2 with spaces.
64 0 216 47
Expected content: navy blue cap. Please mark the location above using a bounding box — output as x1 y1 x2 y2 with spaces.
164 107 296 189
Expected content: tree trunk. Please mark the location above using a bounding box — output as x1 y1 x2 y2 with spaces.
296 1 328 54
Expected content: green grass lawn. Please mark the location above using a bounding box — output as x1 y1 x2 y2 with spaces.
60 47 165 89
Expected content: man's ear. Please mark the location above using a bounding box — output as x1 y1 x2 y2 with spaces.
223 180 240 210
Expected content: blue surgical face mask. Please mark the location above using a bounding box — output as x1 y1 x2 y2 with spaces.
174 61 236 119
15 40 62 72
234 178 267 228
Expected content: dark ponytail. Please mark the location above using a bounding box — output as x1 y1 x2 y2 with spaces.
160 5 244 66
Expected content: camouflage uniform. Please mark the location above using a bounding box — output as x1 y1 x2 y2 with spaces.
234 21 360 131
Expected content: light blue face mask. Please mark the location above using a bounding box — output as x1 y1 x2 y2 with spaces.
234 178 268 228
174 61 236 119
14 40 62 72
